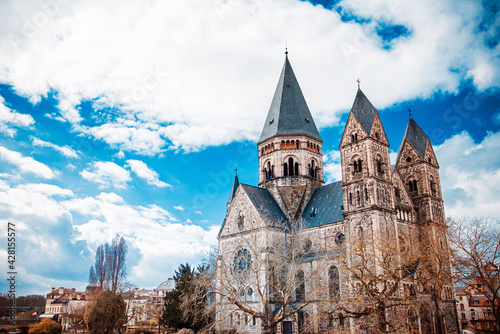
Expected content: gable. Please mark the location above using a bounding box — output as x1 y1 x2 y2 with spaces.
395 139 424 169
424 141 439 168
218 184 288 239
340 113 368 148
391 170 414 208
369 113 389 146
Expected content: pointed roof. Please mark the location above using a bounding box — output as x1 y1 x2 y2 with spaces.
399 117 429 159
227 171 239 204
258 55 322 143
350 89 378 135
241 184 287 226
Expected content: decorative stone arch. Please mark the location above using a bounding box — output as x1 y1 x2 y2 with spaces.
281 140 286 149
350 154 363 174
418 301 436 334
374 153 385 175
283 154 299 177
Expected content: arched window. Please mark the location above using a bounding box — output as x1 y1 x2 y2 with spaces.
288 158 293 176
283 162 288 177
296 270 305 302
377 159 384 174
263 168 268 180
286 140 290 149
295 162 299 176
349 193 353 205
281 141 285 149
329 266 339 298
296 141 300 149
267 162 272 180
291 140 296 149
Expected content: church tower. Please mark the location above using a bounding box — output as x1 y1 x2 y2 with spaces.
257 53 324 220
395 117 444 224
339 88 394 220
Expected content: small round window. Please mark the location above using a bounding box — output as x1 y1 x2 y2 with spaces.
336 233 345 244
406 157 412 163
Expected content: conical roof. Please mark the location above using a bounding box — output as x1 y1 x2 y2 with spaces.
258 56 322 143
399 117 429 159
227 171 239 204
350 88 378 135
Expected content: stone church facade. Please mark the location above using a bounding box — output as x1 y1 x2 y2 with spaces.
216 54 459 334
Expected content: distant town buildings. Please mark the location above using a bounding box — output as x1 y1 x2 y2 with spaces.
42 279 175 331
456 280 498 333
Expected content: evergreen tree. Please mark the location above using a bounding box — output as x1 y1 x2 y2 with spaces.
160 263 210 332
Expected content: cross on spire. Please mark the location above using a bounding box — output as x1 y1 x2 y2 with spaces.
409 108 412 118
356 78 361 89
285 42 288 56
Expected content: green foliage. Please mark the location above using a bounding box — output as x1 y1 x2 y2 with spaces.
159 263 211 332
29 318 62 334
88 290 127 334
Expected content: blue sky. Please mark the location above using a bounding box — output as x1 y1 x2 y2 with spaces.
0 0 499 295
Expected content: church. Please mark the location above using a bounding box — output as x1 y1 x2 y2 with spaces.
215 53 459 334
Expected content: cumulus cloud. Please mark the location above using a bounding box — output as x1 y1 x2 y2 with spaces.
323 149 342 183
32 137 79 158
64 193 218 288
0 95 34 136
80 161 131 189
126 159 171 188
0 145 55 179
434 130 500 219
0 0 497 153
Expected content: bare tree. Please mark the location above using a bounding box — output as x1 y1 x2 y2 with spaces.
199 219 328 334
416 224 456 334
449 216 500 328
340 235 420 333
61 304 87 333
88 236 129 293
107 236 128 293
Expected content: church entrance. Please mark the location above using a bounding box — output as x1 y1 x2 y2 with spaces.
283 321 293 334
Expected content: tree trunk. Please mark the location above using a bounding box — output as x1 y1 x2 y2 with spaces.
377 307 387 334
433 297 443 334
261 317 274 334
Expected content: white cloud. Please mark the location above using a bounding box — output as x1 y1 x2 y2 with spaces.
173 205 184 211
32 137 79 158
0 146 55 179
65 194 218 288
0 0 497 153
323 149 342 183
0 95 34 136
434 130 500 219
126 159 171 188
80 161 131 189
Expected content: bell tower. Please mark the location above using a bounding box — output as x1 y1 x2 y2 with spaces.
257 53 324 220
395 117 444 224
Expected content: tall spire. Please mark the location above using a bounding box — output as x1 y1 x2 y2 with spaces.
349 88 378 135
258 56 322 144
398 117 429 159
227 170 239 204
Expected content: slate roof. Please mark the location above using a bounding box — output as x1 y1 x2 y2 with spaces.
240 184 288 227
157 278 175 291
258 56 322 143
399 117 429 159
350 89 378 135
299 181 344 228
227 172 239 204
